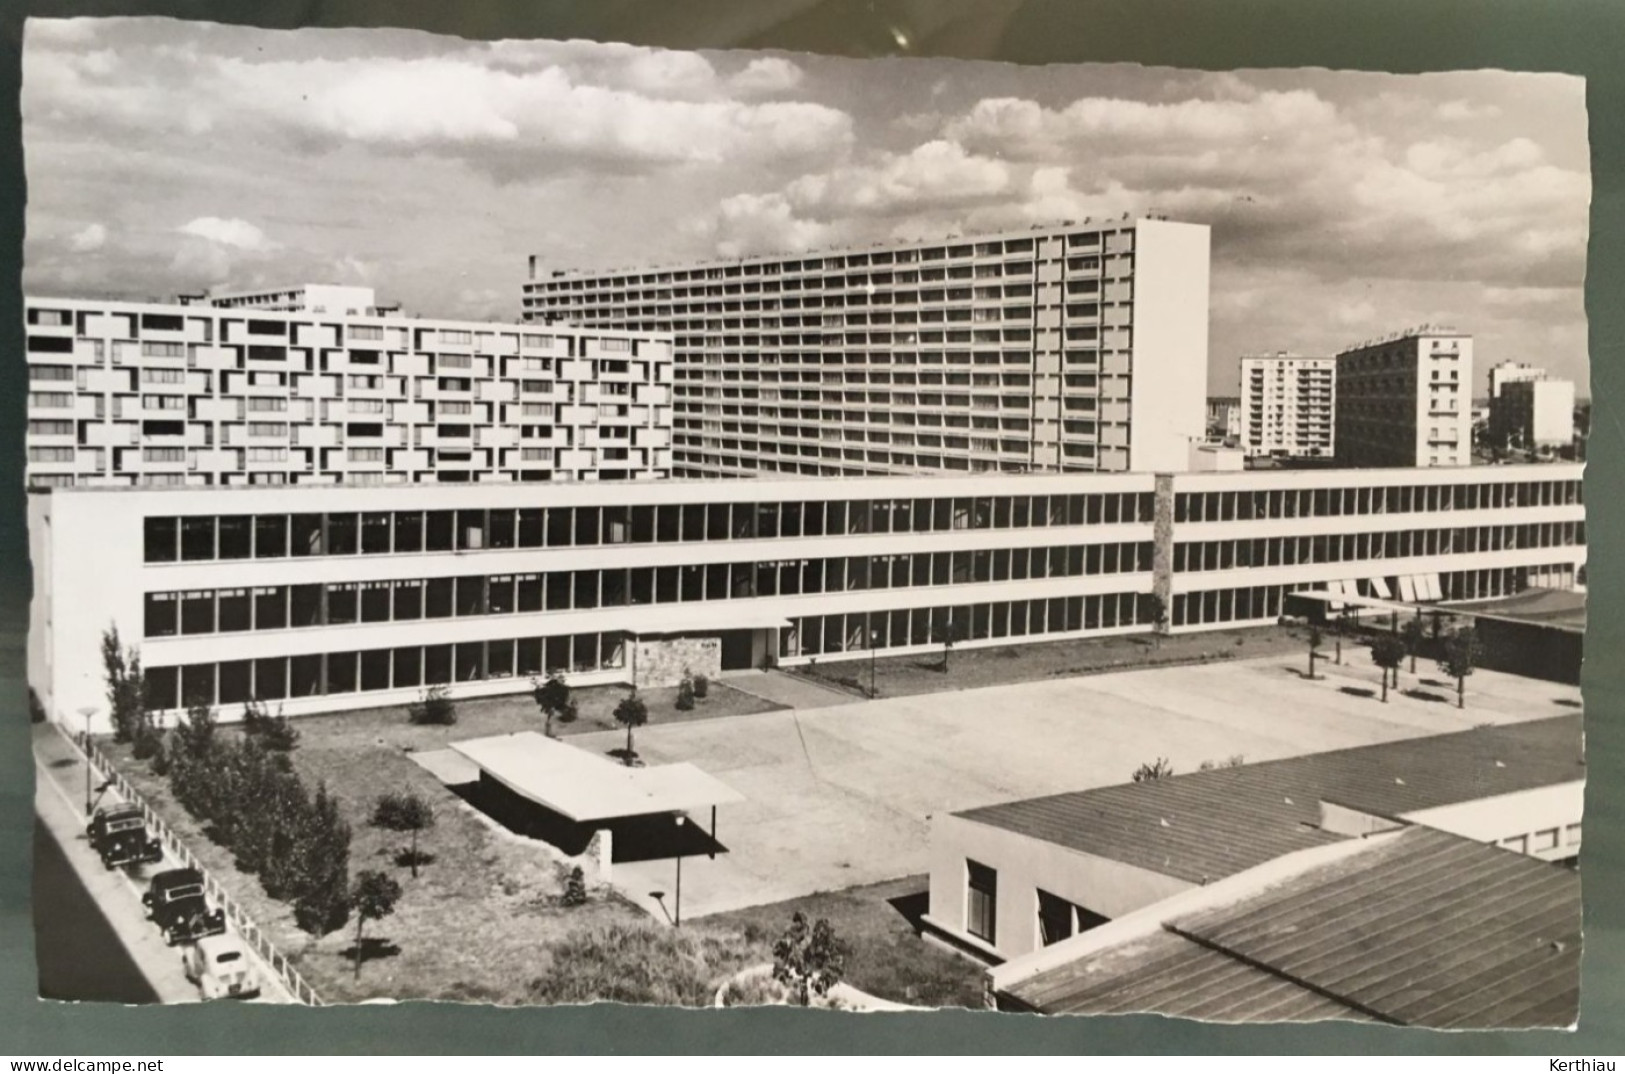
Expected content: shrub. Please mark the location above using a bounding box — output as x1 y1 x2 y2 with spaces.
675 677 696 712
562 865 588 907
407 685 456 726
1132 758 1174 782
772 911 846 1007
527 922 755 1007
692 673 710 700
131 724 163 762
241 698 300 751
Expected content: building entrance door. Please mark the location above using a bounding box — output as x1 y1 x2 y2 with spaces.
719 630 754 671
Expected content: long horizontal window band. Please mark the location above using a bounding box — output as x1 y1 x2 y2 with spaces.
784 591 1154 658
1173 477 1581 523
1170 563 1579 628
138 492 1158 563
141 542 1153 639
1173 521 1583 572
146 630 629 711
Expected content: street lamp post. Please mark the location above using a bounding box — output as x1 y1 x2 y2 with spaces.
673 813 686 928
77 706 98 815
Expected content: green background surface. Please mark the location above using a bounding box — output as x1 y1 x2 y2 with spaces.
1 0 1621 1055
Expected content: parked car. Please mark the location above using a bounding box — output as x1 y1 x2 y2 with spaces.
181 934 260 1000
85 803 163 870
143 868 226 946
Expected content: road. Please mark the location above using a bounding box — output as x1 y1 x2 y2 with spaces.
32 725 296 1005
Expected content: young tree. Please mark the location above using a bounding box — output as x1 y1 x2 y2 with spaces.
371 792 436 878
349 870 402 980
1146 593 1168 650
531 673 575 737
293 783 352 936
1438 626 1483 710
1305 625 1324 680
692 673 710 700
771 911 846 1007
1401 615 1427 673
242 698 300 751
1132 758 1174 782
613 691 649 765
931 617 964 674
407 684 456 726
1369 635 1407 702
675 675 696 712
100 624 150 744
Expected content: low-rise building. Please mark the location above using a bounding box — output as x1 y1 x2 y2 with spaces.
29 464 1584 730
924 715 1582 964
987 822 1580 1027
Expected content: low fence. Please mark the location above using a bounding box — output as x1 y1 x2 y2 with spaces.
65 723 324 1006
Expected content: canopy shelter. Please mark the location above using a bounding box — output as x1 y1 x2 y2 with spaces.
450 731 744 823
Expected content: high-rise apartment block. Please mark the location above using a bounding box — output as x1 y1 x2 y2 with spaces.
1238 353 1336 458
1487 360 1545 402
23 295 675 488
1334 327 1473 468
1493 377 1576 450
523 217 1210 479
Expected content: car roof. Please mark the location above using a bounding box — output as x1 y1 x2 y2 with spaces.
153 867 204 885
196 934 245 956
97 803 142 817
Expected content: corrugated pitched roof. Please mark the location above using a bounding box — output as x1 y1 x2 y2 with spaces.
1003 827 1579 1028
1005 929 1371 1023
1172 826 1581 1029
955 715 1583 884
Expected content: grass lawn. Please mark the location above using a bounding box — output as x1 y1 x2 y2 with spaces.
97 681 781 1005
797 623 1311 700
702 875 987 1009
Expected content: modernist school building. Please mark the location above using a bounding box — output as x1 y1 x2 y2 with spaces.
29 464 1584 733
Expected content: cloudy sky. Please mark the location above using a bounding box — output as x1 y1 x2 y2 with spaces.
21 17 1591 395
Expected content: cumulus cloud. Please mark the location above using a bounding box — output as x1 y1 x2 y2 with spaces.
178 216 274 250
782 140 1013 218
68 222 106 252
729 56 803 94
710 192 834 258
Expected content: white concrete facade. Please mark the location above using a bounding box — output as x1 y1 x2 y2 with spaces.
200 283 382 315
1491 377 1576 449
524 217 1210 479
1239 353 1336 458
29 463 1582 734
1335 327 1474 468
23 296 676 489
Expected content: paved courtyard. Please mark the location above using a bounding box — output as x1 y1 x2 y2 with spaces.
567 653 1582 920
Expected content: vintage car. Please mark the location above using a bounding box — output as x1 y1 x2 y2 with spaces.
85 803 163 870
181 934 260 1000
143 868 227 946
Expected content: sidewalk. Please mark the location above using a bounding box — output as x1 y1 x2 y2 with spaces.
32 723 294 1005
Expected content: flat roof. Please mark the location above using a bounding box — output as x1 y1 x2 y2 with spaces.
28 460 1579 497
449 731 744 823
954 715 1583 885
1001 826 1579 1028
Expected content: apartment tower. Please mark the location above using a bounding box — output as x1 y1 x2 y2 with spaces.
1239 353 1336 458
1334 327 1473 468
23 289 675 488
523 217 1210 478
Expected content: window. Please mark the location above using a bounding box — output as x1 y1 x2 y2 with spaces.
28 420 73 436
966 860 997 944
247 397 288 412
144 517 178 563
28 447 74 463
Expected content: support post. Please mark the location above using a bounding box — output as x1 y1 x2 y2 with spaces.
709 805 717 861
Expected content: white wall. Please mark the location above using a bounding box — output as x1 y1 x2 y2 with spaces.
1128 220 1210 473
924 812 1194 962
1403 780 1583 863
